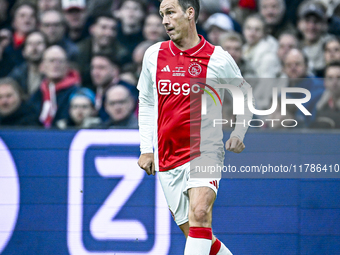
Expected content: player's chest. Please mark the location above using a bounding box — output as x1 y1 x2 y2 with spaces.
156 53 210 79
155 54 210 97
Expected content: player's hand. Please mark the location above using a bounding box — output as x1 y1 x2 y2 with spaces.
137 153 155 176
225 137 245 153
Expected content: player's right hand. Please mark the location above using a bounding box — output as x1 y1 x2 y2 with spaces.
137 153 155 176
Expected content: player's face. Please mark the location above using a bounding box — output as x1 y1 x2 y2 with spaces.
159 0 190 44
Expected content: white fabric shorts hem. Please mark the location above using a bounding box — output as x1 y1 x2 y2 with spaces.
158 160 221 226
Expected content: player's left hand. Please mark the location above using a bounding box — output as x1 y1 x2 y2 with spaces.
225 137 245 153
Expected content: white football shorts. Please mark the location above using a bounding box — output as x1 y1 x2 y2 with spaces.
158 156 222 225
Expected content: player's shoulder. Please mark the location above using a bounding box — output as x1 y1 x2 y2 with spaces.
211 45 234 63
210 45 242 77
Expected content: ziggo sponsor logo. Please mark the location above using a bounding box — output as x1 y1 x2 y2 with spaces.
157 80 221 103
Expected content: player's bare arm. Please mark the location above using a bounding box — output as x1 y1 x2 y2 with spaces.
225 136 245 153
138 153 155 176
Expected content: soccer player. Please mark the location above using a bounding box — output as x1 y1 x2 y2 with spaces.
137 0 253 254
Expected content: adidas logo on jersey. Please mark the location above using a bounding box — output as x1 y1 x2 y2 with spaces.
161 65 171 72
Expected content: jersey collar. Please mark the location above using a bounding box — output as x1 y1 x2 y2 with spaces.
169 35 207 57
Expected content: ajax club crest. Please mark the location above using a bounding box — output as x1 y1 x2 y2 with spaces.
188 62 202 76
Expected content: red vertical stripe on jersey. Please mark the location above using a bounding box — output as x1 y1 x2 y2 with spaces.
156 36 215 171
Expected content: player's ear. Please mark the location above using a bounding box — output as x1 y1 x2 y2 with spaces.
186 6 195 21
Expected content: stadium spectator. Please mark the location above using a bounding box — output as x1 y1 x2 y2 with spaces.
30 45 79 128
37 0 61 14
76 14 129 86
277 32 299 65
297 1 332 73
114 0 146 62
324 37 340 66
101 84 138 129
143 12 166 42
0 0 10 30
111 0 160 13
9 31 47 96
200 0 230 14
56 87 100 129
229 0 257 25
315 36 340 77
320 0 340 36
203 13 234 45
282 48 324 126
91 53 120 110
311 62 340 128
0 77 40 126
0 29 16 78
5 2 37 65
129 40 154 80
259 0 295 39
39 10 79 62
62 0 89 43
242 14 281 78
219 32 257 78
90 53 137 121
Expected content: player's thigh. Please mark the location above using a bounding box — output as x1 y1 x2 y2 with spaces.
184 155 221 201
185 155 222 223
158 162 190 226
187 186 216 221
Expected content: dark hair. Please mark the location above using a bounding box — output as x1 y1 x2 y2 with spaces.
160 0 200 22
119 0 147 14
285 48 309 67
325 61 340 71
93 12 117 25
219 31 243 45
244 14 268 36
23 30 48 48
0 77 24 100
178 0 200 22
39 9 65 25
278 30 298 40
11 1 37 19
323 36 340 51
92 53 120 69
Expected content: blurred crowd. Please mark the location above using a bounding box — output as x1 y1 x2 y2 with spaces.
0 0 340 130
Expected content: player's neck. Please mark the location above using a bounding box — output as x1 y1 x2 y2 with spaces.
173 30 200 51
